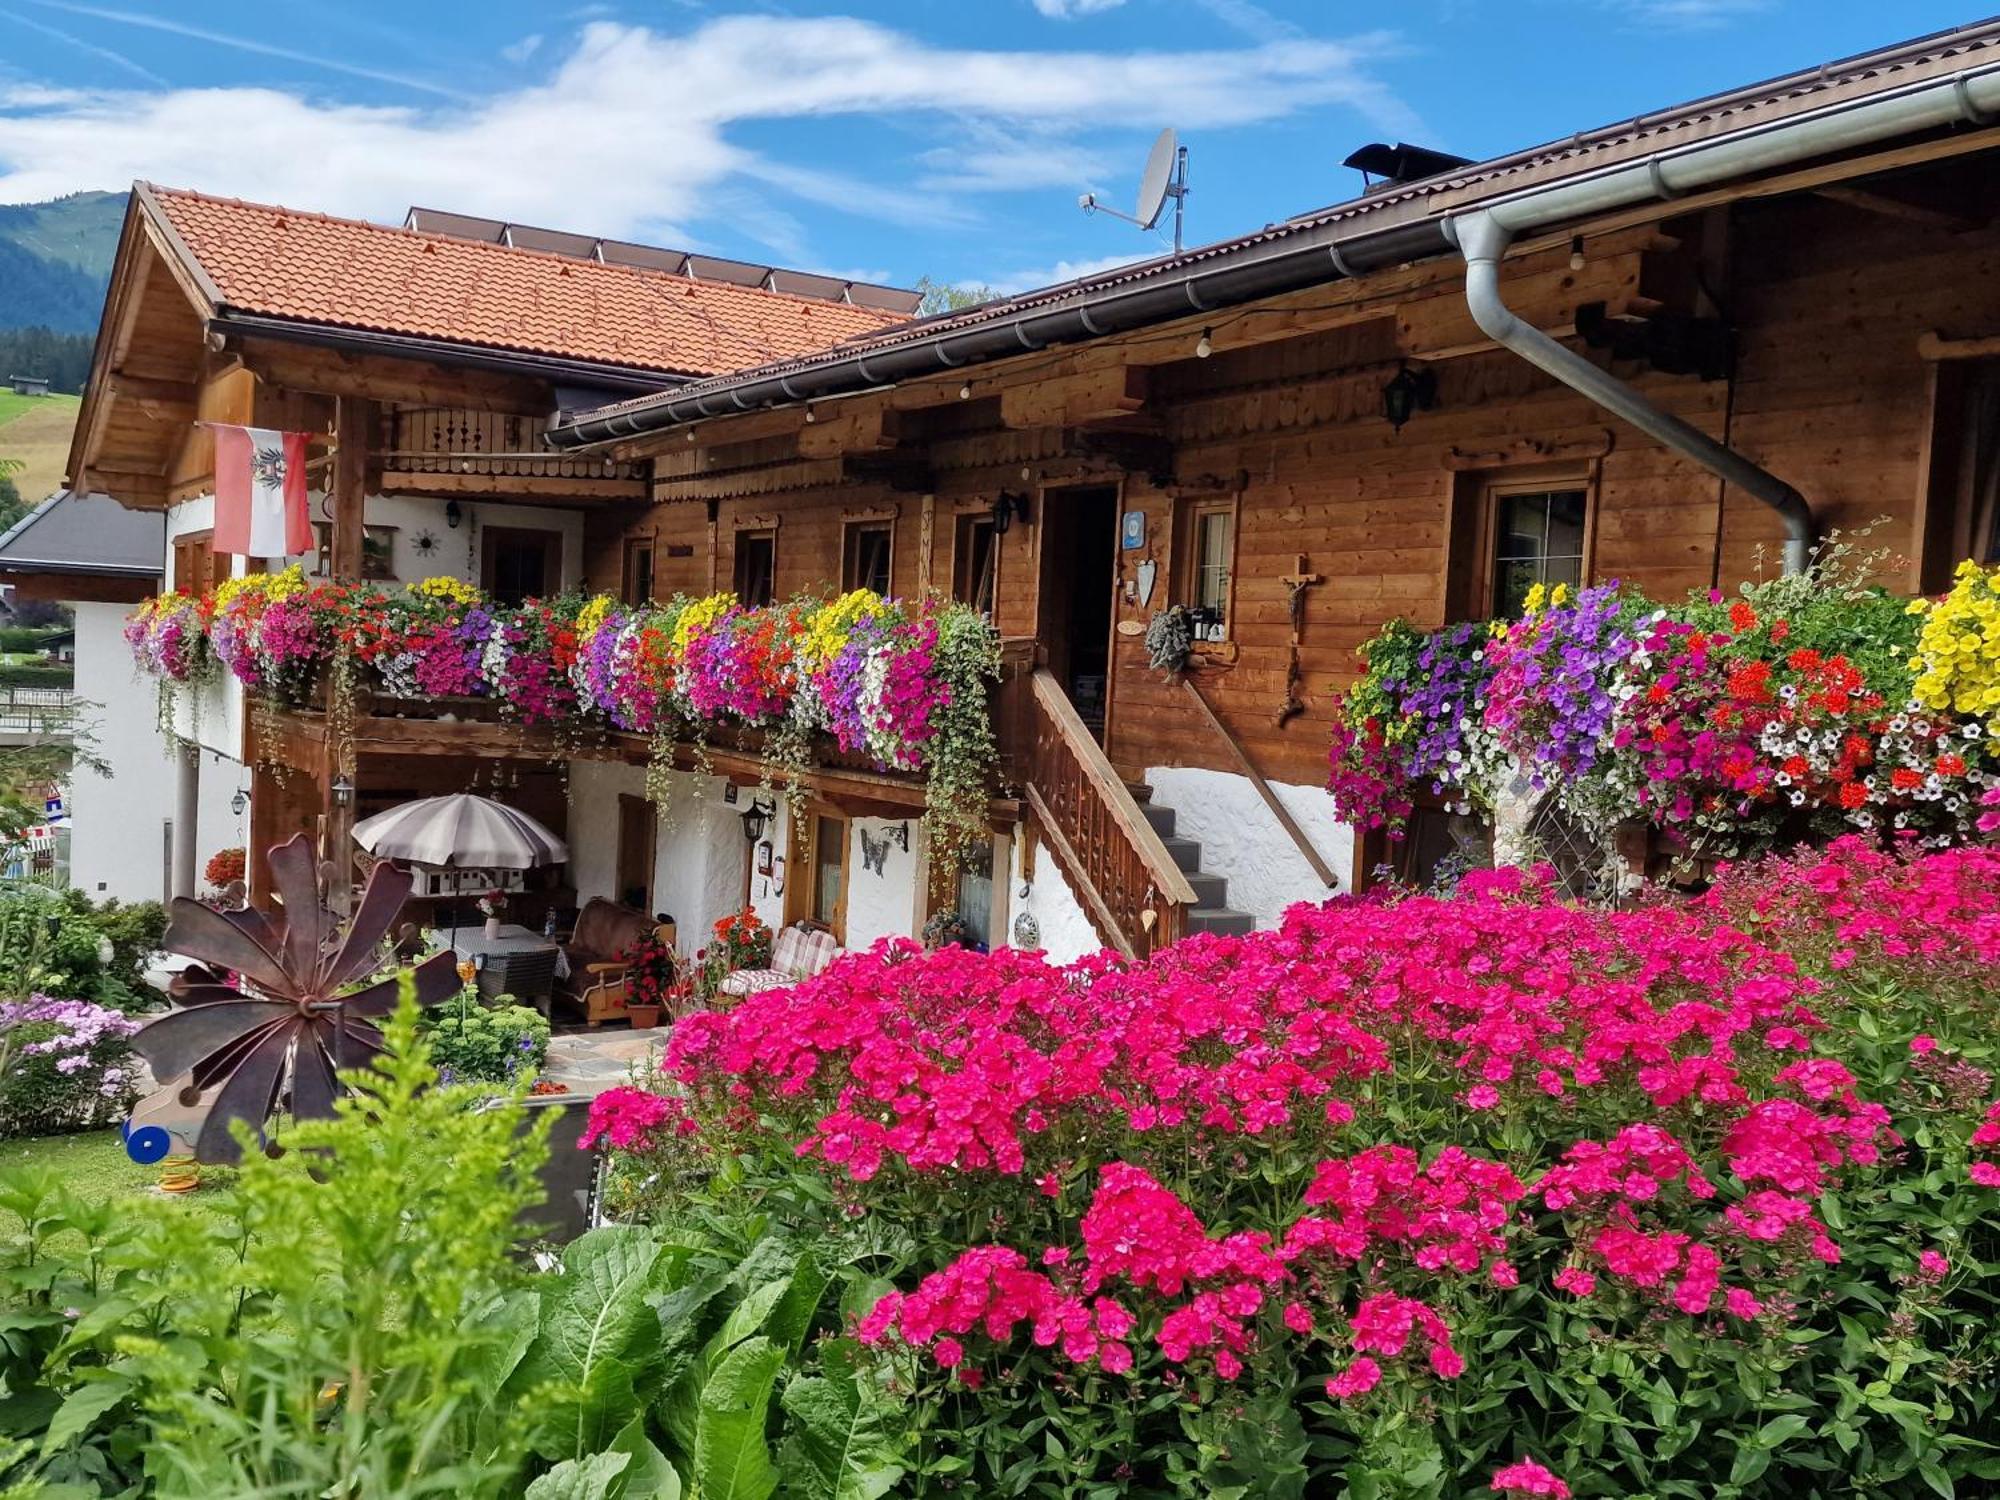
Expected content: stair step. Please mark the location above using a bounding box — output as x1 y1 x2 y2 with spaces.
1140 802 1176 838
1186 907 1257 937
1124 780 1154 804
1159 835 1203 873
1184 870 1229 908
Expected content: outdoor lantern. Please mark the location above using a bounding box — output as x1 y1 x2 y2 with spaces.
231 787 249 816
444 499 463 529
1381 363 1438 431
331 774 354 808
740 797 775 844
992 490 1027 536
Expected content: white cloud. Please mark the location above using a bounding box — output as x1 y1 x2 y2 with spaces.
1031 0 1128 17
984 250 1160 296
0 14 1409 260
500 33 544 64
1606 0 1769 27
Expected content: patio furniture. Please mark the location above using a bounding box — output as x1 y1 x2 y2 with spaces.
557 899 674 1025
719 921 844 998
448 922 563 1015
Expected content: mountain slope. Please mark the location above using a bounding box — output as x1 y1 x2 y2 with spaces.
0 191 125 335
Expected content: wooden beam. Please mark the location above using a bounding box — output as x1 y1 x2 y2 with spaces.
77 466 166 507
1918 330 2000 362
4 572 157 604
330 396 373 583
232 335 547 414
797 404 903 459
104 370 197 420
379 471 646 501
1814 184 1983 233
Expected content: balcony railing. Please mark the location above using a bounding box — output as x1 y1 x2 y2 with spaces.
0 686 75 738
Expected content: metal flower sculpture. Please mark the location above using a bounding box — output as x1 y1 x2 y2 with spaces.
128 834 460 1163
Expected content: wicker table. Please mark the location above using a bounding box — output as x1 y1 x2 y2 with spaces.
447 923 564 1016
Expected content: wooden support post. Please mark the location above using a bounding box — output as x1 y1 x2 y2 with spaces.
322 396 373 901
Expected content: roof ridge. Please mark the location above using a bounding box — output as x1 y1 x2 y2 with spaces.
143 183 908 327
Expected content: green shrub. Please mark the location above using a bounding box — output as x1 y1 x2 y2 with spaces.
0 887 164 1012
0 627 64 654
418 993 551 1085
0 663 71 689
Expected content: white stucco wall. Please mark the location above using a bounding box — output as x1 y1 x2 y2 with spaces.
1007 835 1102 965
844 816 923 952
1143 765 1352 927
67 602 248 902
566 762 749 958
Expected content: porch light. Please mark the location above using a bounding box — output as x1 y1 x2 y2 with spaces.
992 490 1028 536
331 774 354 809
959 381 972 400
740 797 775 844
445 500 463 529
1381 363 1438 432
231 787 248 816
1194 327 1213 359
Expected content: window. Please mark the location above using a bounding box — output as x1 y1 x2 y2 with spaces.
312 522 397 580
481 526 561 606
841 521 893 596
733 529 777 607
1189 502 1234 641
171 530 222 594
1919 357 2000 591
953 839 994 952
808 814 847 940
1489 485 1588 617
622 538 656 606
616 794 655 912
952 514 997 616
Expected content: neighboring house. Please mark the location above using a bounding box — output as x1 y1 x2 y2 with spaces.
8 375 50 397
65 183 917 916
0 490 241 901
542 18 2000 958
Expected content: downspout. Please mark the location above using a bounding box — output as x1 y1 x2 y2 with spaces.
1448 209 1812 575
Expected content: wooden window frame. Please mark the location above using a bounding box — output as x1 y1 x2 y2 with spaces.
1447 464 1599 622
1173 493 1239 643
480 525 564 604
621 537 657 607
951 510 999 617
841 519 895 596
615 793 656 913
785 807 850 943
1913 354 2000 594
172 529 220 594
733 527 778 607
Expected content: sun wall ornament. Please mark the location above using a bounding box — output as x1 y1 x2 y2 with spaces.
411 528 441 560
122 835 459 1164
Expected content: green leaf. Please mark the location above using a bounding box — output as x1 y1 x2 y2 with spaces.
39 1374 132 1459
517 1227 671 1462
608 1415 682 1500
693 1335 786 1500
767 1253 831 1357
779 1339 906 1500
525 1451 631 1500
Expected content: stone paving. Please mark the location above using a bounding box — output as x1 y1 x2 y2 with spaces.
541 1025 666 1097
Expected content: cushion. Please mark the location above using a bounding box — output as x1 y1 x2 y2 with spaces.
770 925 840 978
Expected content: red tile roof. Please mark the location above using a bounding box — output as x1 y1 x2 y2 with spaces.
145 185 908 379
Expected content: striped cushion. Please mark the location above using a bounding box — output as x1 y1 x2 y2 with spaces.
719 926 842 997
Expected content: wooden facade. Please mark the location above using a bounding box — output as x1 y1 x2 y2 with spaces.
572 148 2000 932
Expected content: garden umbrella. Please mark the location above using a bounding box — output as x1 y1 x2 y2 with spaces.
352 793 569 869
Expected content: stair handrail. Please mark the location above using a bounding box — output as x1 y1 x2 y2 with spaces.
1181 675 1340 889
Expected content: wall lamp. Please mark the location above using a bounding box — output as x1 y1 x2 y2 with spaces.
331 774 354 809
740 796 776 844
231 787 249 816
444 499 463 529
992 490 1030 536
1381 363 1439 432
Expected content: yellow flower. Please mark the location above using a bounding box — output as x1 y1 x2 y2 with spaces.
1522 583 1546 615
1910 558 2000 736
211 564 305 612
672 592 737 652
799 589 890 667
1548 582 1570 608
410 575 481 609
574 594 615 646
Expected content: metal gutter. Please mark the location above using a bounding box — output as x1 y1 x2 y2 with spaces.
212 311 690 397
547 219 1450 447
1445 55 2000 574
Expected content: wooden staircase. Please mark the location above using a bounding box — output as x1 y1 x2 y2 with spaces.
1128 788 1257 937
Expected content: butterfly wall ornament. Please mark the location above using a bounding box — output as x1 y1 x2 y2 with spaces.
859 827 891 877
122 835 459 1165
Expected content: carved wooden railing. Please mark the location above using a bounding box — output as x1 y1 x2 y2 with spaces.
1023 668 1196 959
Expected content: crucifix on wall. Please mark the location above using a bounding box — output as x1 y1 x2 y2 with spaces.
1274 552 1324 727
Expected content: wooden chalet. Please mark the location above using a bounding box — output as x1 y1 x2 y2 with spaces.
538 19 2000 957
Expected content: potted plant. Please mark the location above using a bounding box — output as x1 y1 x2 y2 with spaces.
476 889 507 940
620 932 679 1030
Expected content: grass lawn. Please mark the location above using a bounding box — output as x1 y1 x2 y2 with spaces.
0 391 82 506
0 1128 229 1235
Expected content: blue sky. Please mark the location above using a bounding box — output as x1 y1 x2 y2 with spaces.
0 1 1980 293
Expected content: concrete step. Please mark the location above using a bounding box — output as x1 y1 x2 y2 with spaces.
1159 834 1203 873
1183 870 1229 909
1140 802 1176 838
1186 907 1257 937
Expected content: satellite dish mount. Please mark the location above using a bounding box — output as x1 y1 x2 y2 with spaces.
1080 127 1190 255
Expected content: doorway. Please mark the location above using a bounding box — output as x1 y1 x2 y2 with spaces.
615 794 655 912
1036 484 1119 738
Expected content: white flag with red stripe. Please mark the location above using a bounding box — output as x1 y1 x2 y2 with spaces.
212 425 312 559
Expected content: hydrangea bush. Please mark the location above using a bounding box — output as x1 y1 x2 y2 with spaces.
587 837 2000 1496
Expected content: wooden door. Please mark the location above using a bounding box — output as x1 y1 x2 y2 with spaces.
1034 484 1120 740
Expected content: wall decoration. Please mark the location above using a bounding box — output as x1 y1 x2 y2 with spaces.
411 528 441 561
1120 510 1147 550
859 825 891 877
1011 910 1041 948
311 521 398 580
1135 557 1158 607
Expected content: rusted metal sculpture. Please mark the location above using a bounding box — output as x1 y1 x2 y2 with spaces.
127 834 459 1163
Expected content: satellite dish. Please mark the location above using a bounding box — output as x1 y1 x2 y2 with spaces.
1136 128 1178 230
1080 127 1191 254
